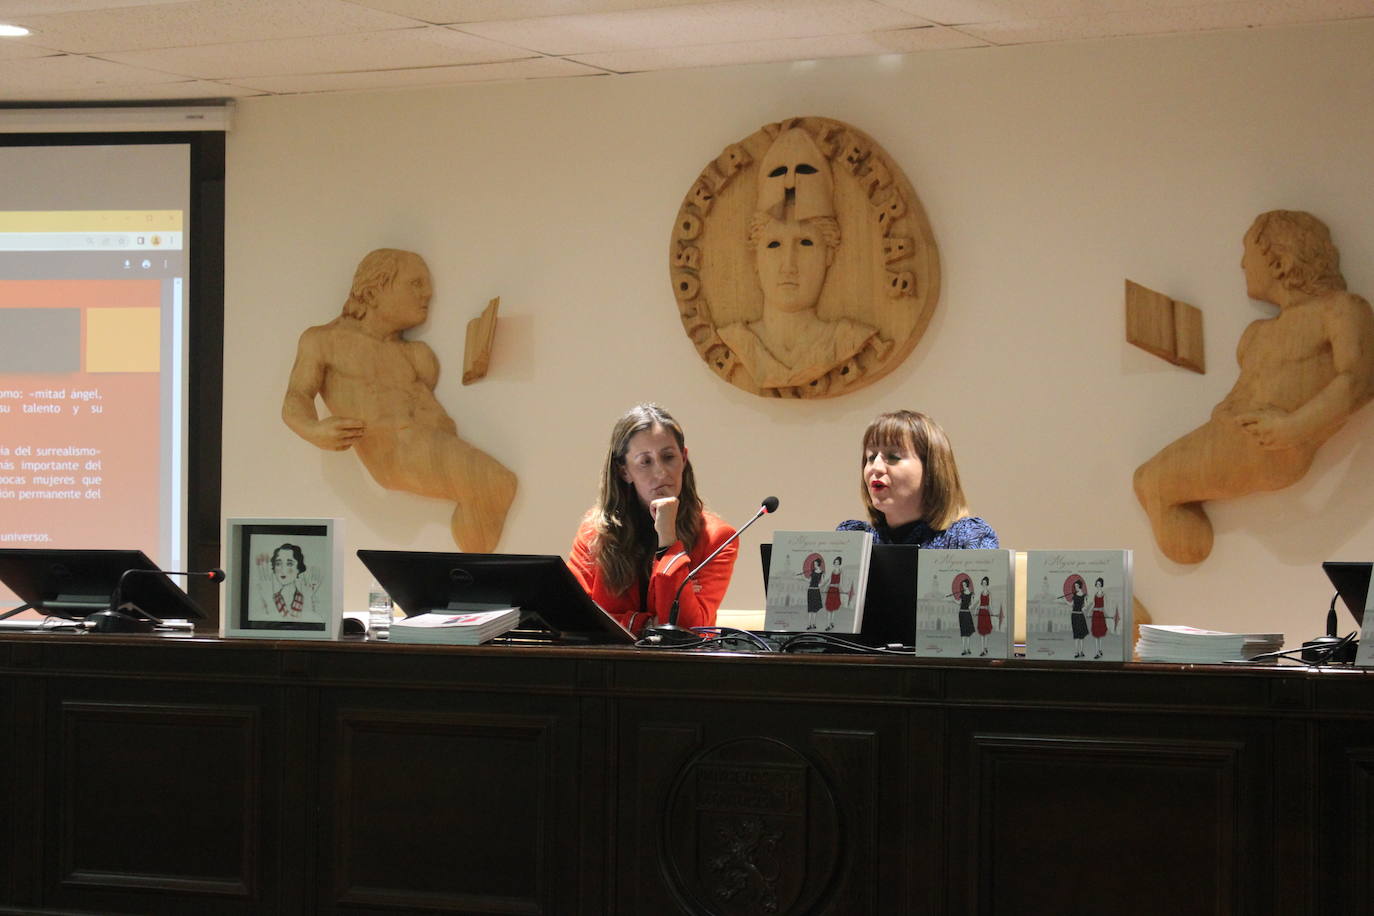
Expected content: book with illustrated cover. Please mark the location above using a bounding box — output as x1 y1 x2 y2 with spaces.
914 549 1016 658
1025 550 1133 662
1352 565 1374 666
389 606 521 645
764 530 872 633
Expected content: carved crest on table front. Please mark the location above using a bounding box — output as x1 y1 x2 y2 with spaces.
669 116 940 399
664 738 839 914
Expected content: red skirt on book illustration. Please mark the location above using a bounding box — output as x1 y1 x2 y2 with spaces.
825 572 841 611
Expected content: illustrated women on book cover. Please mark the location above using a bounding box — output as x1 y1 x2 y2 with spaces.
764 531 870 633
803 553 824 629
914 550 1013 658
1025 551 1132 662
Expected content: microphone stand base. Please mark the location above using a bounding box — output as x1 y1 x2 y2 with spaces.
1301 634 1358 664
642 623 701 647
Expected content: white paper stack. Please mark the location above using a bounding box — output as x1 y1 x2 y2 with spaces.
1241 632 1285 660
389 608 521 645
1137 624 1283 663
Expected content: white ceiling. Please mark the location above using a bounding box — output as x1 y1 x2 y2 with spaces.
0 0 1368 102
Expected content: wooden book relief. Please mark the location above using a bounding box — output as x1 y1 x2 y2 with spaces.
463 296 499 385
1125 280 1205 373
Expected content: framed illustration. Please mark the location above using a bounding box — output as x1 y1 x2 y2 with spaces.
223 517 342 640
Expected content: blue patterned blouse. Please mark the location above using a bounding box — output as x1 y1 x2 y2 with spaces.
836 516 999 549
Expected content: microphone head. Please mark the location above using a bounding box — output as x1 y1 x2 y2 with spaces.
207 568 226 583
761 496 779 514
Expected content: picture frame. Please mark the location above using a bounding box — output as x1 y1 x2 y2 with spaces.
223 517 342 640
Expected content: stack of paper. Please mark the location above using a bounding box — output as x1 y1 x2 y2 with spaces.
1137 624 1283 663
389 608 521 645
1241 632 1285 660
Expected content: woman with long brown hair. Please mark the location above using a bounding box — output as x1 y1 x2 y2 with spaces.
568 404 737 635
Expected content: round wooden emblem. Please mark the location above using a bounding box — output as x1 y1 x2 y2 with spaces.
670 116 939 399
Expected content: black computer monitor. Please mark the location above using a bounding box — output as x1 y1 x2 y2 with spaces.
1322 561 1370 626
0 548 206 621
356 550 635 645
761 543 920 647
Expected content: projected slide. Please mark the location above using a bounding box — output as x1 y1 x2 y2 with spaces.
0 183 189 609
0 275 165 554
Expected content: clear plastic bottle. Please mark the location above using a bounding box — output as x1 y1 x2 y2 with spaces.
367 579 393 640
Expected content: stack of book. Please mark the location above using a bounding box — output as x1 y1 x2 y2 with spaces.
389 607 521 645
1137 624 1283 663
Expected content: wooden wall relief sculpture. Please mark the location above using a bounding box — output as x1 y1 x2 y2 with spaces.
670 116 940 399
1134 211 1374 563
282 249 517 552
462 296 499 385
1125 280 1205 373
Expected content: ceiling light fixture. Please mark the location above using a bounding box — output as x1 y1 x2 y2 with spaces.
0 24 32 37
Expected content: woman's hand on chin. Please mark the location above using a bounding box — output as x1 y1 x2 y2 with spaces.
649 497 679 548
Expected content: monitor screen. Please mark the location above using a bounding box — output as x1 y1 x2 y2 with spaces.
357 550 634 645
0 547 205 620
1322 561 1370 626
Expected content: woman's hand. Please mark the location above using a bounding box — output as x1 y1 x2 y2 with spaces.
253 553 275 611
649 497 679 548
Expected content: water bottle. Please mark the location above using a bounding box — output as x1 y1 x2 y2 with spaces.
367 580 393 640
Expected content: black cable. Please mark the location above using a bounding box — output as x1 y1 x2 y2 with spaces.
697 627 776 652
777 632 913 655
1248 631 1357 666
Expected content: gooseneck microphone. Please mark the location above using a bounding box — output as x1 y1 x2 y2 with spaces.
644 496 779 647
91 567 226 633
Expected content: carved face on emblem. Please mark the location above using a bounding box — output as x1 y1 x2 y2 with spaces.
752 216 835 313
670 116 941 399
756 127 835 222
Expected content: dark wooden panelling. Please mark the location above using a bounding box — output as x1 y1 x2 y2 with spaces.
32 673 286 916
965 734 1240 915
49 699 262 913
317 697 583 916
0 636 1371 916
0 671 9 903
1349 748 1374 916
332 712 550 911
811 729 879 914
1316 722 1374 916
941 702 1277 916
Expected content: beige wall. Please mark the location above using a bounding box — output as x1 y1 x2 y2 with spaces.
224 18 1374 640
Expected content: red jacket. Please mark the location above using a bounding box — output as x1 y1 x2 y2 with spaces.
568 510 737 635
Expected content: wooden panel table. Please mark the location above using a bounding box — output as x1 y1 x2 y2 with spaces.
0 633 1370 915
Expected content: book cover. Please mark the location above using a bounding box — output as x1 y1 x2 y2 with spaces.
1354 566 1374 667
764 530 872 633
914 549 1016 658
1025 550 1133 662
